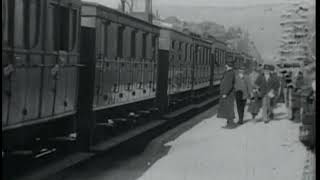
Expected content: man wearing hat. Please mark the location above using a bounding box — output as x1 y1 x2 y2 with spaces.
234 65 252 124
217 58 236 128
279 70 288 105
269 65 280 118
255 64 279 123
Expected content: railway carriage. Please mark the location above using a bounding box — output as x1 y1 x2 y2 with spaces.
156 27 195 112
191 33 212 91
80 2 159 111
226 49 235 67
2 0 257 172
79 2 161 146
206 36 228 84
156 26 213 112
233 52 244 70
2 0 82 149
241 52 254 73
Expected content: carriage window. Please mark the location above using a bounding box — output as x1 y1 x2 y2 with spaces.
28 0 41 48
53 5 70 51
220 50 222 65
206 48 208 64
152 35 156 60
207 49 210 64
131 30 136 58
205 48 207 64
189 45 192 61
2 0 9 45
13 0 26 48
201 47 204 64
203 48 206 64
199 47 202 64
142 33 147 58
99 23 105 56
172 40 175 49
179 42 182 50
71 9 78 50
222 50 225 65
104 23 109 57
185 44 188 61
117 26 124 58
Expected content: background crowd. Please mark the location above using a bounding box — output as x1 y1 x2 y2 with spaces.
217 59 316 130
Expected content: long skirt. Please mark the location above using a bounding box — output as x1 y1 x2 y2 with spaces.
248 92 262 115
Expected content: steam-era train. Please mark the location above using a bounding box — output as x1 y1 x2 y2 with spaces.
2 0 256 157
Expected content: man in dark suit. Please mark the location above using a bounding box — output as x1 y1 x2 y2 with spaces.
234 65 252 124
255 64 279 123
269 65 280 119
217 58 236 128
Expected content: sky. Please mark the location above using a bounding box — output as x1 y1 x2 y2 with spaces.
85 0 314 62
85 0 298 9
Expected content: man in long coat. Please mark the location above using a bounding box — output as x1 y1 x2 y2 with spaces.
269 65 280 119
291 71 304 121
255 64 279 123
217 58 236 128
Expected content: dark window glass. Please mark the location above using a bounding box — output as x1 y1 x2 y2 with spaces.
53 5 70 51
13 0 26 48
185 44 188 61
131 30 136 58
152 35 156 60
29 0 41 48
172 40 175 49
3 0 9 45
104 23 109 57
71 9 77 50
142 33 147 58
117 26 124 58
189 45 192 61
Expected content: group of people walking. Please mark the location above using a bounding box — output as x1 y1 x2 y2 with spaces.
217 58 315 129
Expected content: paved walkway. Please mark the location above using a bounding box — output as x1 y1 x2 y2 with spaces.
45 103 314 180
137 103 313 180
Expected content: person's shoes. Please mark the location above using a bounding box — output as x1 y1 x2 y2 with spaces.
269 113 274 119
223 122 237 129
264 120 269 124
238 121 243 125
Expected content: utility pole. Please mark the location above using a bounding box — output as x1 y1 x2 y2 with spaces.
120 0 126 12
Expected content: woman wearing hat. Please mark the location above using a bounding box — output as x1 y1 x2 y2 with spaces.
255 64 279 123
248 66 262 120
217 58 236 128
234 65 252 124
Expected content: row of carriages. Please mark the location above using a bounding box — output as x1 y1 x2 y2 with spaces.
2 0 256 152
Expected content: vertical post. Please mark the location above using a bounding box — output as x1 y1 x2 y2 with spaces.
121 0 126 12
156 50 169 114
145 0 152 23
77 27 96 152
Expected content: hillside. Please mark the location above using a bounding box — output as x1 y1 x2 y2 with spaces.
154 3 315 62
